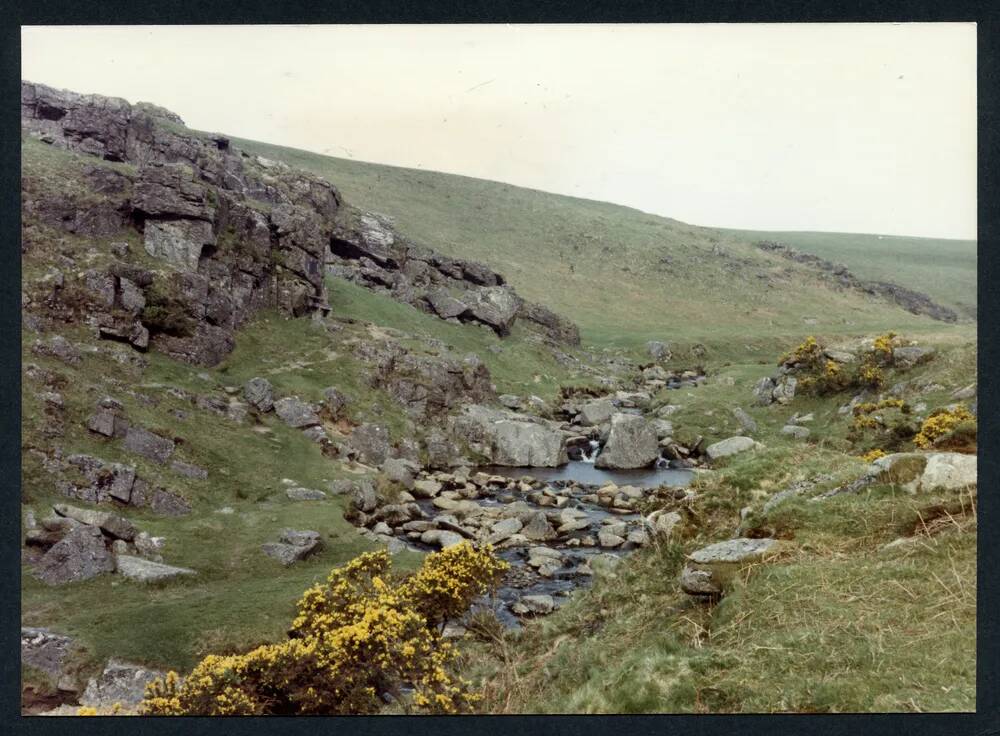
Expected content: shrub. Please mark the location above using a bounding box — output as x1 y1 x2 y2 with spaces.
140 543 507 716
779 335 890 396
848 399 915 453
399 542 508 629
779 336 823 370
860 448 887 463
914 406 977 451
871 331 897 365
854 355 885 391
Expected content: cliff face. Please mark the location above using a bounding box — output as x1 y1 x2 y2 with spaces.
21 81 578 366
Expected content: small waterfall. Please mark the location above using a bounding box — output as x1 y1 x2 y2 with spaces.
580 440 601 464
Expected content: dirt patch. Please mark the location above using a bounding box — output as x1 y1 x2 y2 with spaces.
21 686 77 715
905 496 977 538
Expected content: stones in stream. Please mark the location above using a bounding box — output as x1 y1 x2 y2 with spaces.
346 464 691 625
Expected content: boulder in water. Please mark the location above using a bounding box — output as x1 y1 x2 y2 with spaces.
594 413 659 469
511 594 555 616
577 399 615 426
521 511 557 542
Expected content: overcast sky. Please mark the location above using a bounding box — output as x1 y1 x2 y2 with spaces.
22 23 976 240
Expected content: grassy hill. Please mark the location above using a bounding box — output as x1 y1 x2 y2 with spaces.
232 138 969 357
719 228 977 320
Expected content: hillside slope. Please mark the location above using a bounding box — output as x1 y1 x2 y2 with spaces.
719 228 977 320
233 137 958 353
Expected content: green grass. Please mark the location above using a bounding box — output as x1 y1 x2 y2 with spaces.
20 300 427 676
720 228 977 320
462 454 976 713
456 327 977 714
325 277 589 402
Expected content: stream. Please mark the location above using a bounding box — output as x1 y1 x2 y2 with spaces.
408 461 694 629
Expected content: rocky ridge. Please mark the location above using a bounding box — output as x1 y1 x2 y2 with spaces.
755 240 958 323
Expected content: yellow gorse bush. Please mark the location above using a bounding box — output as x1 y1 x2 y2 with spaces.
860 448 887 463
872 331 897 363
140 542 508 716
779 336 823 369
914 406 976 449
778 335 894 395
850 398 907 431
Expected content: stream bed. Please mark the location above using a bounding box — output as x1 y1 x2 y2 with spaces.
399 461 694 629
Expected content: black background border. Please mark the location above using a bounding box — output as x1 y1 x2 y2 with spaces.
1 3 996 735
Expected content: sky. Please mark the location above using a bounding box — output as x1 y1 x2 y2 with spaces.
22 23 977 240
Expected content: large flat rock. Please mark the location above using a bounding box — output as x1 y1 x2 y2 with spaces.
869 451 976 493
116 555 195 583
705 436 759 460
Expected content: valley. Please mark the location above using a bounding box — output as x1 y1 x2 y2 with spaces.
19 81 977 715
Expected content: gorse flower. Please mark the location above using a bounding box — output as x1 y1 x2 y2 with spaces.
778 335 896 396
779 336 823 369
140 542 507 716
914 405 976 450
860 448 887 463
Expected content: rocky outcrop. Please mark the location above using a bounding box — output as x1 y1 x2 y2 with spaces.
261 529 323 566
328 210 577 342
892 346 936 370
705 436 760 460
31 525 115 586
53 452 191 516
25 502 184 586
755 240 958 322
116 555 195 583
243 377 274 412
647 340 671 361
449 404 569 467
273 397 321 429
753 375 797 407
518 301 581 345
21 628 82 695
355 339 494 418
346 423 391 466
23 81 580 362
22 80 340 365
